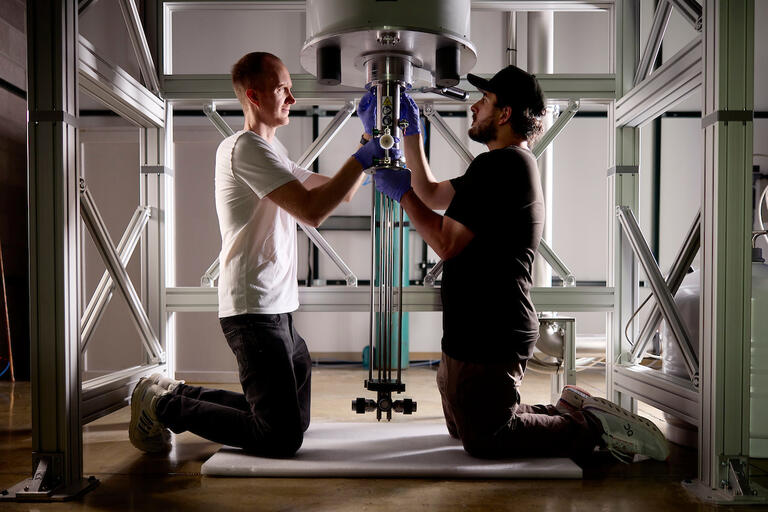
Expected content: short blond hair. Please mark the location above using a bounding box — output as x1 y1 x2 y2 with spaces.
231 52 280 105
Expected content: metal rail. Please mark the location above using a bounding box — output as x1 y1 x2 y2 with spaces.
118 0 161 94
633 0 672 85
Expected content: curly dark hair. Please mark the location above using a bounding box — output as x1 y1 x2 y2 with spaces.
497 98 547 143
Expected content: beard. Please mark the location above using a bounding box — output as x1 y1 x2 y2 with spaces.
468 116 497 143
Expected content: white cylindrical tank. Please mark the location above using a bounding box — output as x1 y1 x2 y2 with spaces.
300 0 477 88
751 249 768 457
660 270 700 447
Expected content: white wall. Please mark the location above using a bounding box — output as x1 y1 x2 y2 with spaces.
79 4 768 382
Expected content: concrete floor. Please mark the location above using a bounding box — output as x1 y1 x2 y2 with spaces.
1 365 766 511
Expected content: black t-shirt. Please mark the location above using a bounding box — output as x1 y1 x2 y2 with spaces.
441 146 544 363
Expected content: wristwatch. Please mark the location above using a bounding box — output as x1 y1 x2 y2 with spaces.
360 134 370 145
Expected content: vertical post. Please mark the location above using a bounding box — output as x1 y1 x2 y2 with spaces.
7 0 96 499
139 104 174 377
698 0 754 492
607 0 640 408
528 11 554 289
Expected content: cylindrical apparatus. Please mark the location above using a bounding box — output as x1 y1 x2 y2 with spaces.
301 0 477 420
750 246 768 457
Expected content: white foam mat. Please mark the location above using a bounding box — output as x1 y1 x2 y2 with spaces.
201 421 582 479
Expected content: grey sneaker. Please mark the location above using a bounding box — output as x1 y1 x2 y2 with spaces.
129 378 171 453
555 385 592 414
583 396 670 463
148 372 185 393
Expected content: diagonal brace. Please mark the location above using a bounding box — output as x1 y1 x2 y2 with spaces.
80 181 164 362
81 205 151 351
532 100 579 159
118 0 161 94
634 0 673 86
616 205 698 385
423 238 576 287
423 102 475 166
630 210 700 361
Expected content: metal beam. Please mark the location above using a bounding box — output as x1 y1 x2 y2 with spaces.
668 0 702 31
163 73 617 103
532 99 580 159
633 0 672 86
422 103 475 165
296 101 355 168
166 285 614 313
81 363 164 424
615 35 702 127
118 0 161 94
4 0 97 501
78 36 165 127
471 1 612 9
614 363 699 426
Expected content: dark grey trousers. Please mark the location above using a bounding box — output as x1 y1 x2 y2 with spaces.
156 313 311 457
437 351 602 459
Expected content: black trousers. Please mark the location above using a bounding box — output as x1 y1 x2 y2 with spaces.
156 313 312 457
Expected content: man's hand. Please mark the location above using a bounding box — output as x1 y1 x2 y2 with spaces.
374 168 412 202
353 139 402 169
357 90 376 136
400 93 420 136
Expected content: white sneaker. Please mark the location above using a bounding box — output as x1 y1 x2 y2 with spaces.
148 372 185 393
555 385 592 414
129 378 171 453
583 396 670 463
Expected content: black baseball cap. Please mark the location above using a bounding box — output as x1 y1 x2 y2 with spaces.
467 65 545 113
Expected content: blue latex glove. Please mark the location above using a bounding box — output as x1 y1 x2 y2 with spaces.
357 90 376 135
399 92 421 136
353 138 402 169
374 167 412 202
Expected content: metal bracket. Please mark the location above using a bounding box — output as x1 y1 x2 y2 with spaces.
682 457 767 505
701 109 754 129
0 454 99 502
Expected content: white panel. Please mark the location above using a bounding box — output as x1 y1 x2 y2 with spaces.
551 117 608 282
554 11 611 74
314 231 370 281
316 112 371 216
292 311 370 353
172 129 221 287
658 117 701 273
171 11 306 74
469 10 506 74
175 311 238 377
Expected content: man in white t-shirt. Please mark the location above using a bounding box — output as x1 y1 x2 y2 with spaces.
128 52 393 456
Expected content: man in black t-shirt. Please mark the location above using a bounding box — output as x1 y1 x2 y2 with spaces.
371 65 669 463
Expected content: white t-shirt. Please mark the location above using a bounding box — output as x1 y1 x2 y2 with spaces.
214 130 314 317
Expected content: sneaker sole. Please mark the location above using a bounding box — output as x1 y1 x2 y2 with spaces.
129 378 167 452
584 397 669 461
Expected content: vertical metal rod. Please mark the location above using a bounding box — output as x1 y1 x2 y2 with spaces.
506 11 517 66
383 198 391 381
377 194 384 382
369 184 376 383
397 205 404 383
